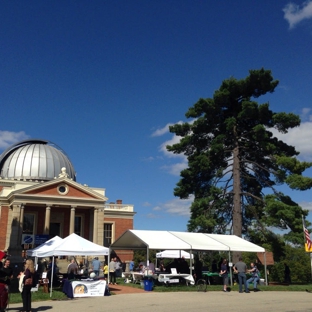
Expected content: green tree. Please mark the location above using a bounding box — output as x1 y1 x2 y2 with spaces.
167 69 312 258
269 245 311 283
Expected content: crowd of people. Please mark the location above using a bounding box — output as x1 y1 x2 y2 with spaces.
0 248 293 311
191 256 267 293
0 251 37 312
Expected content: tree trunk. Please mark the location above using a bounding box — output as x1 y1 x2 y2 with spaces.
232 135 242 263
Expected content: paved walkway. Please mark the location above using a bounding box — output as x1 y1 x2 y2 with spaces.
7 291 312 312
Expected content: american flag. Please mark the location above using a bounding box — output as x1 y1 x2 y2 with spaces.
303 218 312 251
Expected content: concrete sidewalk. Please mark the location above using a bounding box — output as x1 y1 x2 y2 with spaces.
7 291 312 312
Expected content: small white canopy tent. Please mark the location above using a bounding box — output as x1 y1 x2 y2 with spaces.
31 233 109 297
156 250 193 259
26 236 63 258
51 233 109 256
26 233 109 258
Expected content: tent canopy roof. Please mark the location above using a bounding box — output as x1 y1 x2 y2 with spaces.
110 230 265 253
51 233 109 256
207 234 265 252
171 232 229 251
27 233 109 257
111 230 191 250
26 236 63 257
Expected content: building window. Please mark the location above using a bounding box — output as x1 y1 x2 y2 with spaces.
23 214 35 234
103 223 112 247
75 216 83 236
57 184 69 195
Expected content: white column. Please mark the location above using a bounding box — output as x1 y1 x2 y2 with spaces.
20 204 25 233
70 206 76 234
44 206 51 234
93 208 98 243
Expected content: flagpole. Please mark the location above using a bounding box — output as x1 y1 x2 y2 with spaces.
310 253 312 282
302 215 312 282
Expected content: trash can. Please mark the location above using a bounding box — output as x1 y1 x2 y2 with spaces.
144 279 153 291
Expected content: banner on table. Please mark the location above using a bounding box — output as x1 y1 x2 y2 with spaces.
71 280 106 297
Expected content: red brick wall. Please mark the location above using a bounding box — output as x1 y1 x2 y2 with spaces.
0 206 9 250
104 217 133 240
26 185 97 198
104 217 134 262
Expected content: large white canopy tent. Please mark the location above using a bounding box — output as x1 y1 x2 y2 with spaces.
110 230 267 286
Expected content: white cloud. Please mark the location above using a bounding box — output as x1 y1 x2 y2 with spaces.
151 123 172 137
0 131 30 150
146 213 161 219
270 120 312 161
152 196 194 216
142 201 152 207
142 156 155 162
300 107 312 121
283 1 312 29
152 206 162 211
157 133 188 175
299 201 312 210
159 134 184 159
161 161 188 176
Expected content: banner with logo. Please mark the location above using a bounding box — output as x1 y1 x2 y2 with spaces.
21 234 35 246
71 280 106 297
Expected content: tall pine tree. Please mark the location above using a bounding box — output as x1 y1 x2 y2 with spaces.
167 69 312 257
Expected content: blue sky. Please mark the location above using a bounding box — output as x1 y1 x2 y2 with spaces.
1 0 312 232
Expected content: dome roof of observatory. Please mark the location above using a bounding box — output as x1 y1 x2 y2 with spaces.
0 139 76 181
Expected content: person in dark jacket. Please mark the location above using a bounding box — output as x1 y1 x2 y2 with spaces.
21 259 35 312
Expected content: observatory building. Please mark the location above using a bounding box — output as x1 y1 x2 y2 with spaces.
0 139 135 261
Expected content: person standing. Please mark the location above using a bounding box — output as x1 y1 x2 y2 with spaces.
234 257 249 293
109 258 116 285
92 257 101 277
129 260 134 272
0 259 13 287
103 262 108 279
67 258 78 275
284 263 291 284
220 259 229 292
114 257 122 278
22 259 35 312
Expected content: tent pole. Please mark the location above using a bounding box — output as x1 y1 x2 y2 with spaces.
108 249 110 284
229 251 233 287
264 252 267 286
190 250 193 276
50 256 54 297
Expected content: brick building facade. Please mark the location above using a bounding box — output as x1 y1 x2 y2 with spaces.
0 140 135 262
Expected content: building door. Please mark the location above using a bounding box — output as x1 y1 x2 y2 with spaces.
49 223 61 237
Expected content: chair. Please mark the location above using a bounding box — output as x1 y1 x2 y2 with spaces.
40 273 49 293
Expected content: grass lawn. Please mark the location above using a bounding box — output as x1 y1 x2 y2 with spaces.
119 277 312 293
8 278 312 304
8 287 68 304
